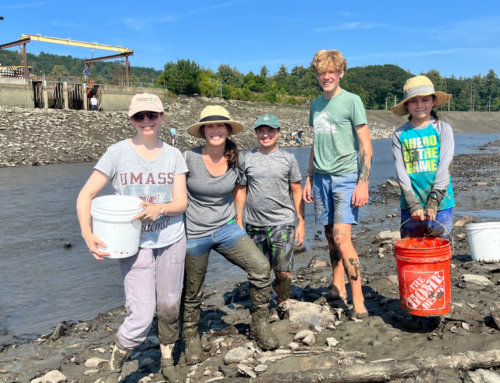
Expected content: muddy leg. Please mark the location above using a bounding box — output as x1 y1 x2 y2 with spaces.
325 224 348 299
104 341 132 383
333 223 367 315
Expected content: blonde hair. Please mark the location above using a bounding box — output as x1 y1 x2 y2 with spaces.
312 50 347 74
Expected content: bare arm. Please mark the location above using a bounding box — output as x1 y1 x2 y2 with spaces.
303 145 315 203
233 185 247 229
352 124 372 208
132 173 188 222
76 169 111 260
290 181 305 246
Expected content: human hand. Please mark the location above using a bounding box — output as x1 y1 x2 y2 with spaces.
351 183 369 208
424 199 438 221
295 221 305 246
132 202 166 222
412 209 425 221
83 232 110 260
303 181 313 203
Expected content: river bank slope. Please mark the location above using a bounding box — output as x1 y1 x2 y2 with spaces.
1 98 499 168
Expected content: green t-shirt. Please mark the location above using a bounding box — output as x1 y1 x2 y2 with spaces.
309 90 367 176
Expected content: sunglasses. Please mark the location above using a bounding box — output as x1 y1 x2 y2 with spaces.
131 112 160 122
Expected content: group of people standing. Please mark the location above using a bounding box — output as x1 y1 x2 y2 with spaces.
76 49 455 382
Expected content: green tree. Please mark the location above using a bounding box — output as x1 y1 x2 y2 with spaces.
424 69 447 92
217 64 244 86
158 59 201 95
51 65 69 77
260 65 270 78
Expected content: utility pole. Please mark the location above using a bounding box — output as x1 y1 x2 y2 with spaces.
385 97 388 110
489 96 492 112
394 95 398 107
220 81 222 98
448 99 450 112
470 84 476 112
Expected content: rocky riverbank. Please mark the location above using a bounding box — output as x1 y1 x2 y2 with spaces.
0 98 399 168
2 145 500 382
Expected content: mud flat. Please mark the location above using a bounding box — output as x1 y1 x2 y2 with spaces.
2 98 499 168
3 143 500 382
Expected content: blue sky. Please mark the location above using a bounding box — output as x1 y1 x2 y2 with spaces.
1 0 499 78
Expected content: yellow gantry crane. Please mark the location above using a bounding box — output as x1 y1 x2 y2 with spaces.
0 34 134 85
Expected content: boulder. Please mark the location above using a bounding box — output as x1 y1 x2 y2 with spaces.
307 255 329 269
465 369 500 383
224 347 253 365
237 363 256 378
84 357 109 368
280 299 337 327
461 274 494 288
377 230 401 241
31 371 67 383
326 337 339 347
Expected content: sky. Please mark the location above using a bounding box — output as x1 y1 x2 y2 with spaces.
0 0 499 78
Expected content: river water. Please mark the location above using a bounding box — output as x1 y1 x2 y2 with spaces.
1 133 499 344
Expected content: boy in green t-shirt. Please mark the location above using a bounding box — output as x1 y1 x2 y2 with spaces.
303 49 373 319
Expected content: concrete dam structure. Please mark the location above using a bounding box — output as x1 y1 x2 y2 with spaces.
0 77 165 112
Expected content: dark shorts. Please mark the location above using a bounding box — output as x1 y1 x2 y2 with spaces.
400 208 453 239
246 223 294 272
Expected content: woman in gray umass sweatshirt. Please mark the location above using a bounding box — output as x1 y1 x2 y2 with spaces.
181 106 280 365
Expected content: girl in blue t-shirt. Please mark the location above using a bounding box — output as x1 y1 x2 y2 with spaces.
392 75 455 240
391 76 454 330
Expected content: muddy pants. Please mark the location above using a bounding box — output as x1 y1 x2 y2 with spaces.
183 221 271 322
116 235 186 350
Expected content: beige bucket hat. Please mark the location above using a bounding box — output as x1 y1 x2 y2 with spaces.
391 76 452 117
187 105 244 138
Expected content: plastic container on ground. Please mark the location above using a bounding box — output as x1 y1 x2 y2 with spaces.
90 195 144 259
466 222 500 262
393 237 452 317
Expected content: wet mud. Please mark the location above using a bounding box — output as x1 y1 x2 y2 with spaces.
4 143 500 382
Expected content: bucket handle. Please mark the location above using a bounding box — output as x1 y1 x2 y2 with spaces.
396 218 454 254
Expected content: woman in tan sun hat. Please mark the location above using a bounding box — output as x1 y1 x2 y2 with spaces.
391 76 455 330
181 105 279 365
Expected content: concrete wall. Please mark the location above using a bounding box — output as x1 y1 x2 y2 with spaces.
100 86 166 112
0 78 34 109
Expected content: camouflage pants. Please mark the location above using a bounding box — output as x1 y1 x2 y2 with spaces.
246 223 295 272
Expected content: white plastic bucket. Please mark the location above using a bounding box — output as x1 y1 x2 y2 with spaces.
90 195 145 259
466 222 500 262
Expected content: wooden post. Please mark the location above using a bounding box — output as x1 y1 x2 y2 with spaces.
22 43 29 81
125 55 130 87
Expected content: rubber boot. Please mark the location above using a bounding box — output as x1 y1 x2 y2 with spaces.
248 285 280 350
161 357 181 383
104 343 132 383
182 308 204 365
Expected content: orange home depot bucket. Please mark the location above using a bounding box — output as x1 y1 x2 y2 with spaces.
394 237 452 317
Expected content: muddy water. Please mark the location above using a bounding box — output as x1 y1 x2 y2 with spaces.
0 133 499 344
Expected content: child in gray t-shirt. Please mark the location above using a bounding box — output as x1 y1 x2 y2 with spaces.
242 114 305 320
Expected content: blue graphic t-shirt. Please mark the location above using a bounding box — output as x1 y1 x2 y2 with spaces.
393 121 455 211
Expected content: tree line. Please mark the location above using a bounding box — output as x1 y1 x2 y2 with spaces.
158 59 500 111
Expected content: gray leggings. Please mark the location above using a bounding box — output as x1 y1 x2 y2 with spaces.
116 235 186 349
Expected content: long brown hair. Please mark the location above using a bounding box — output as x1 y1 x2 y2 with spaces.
199 123 239 168
406 95 440 122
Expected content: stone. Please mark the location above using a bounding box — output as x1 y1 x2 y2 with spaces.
386 179 399 188
138 377 152 383
326 337 339 347
50 323 66 341
454 215 474 227
93 347 106 353
237 364 257 378
281 299 337 327
31 370 68 383
288 342 299 350
255 364 268 373
224 347 253 365
387 275 399 285
302 333 316 346
144 334 160 348
377 230 401 241
379 297 393 305
365 293 374 299
84 357 109 368
294 330 314 341
369 340 382 347
476 182 488 186
462 322 470 330
204 370 211 376
189 365 199 372
83 370 99 376
461 274 494 288
466 368 500 383
307 255 329 269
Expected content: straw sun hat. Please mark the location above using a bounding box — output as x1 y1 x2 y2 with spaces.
391 76 452 117
187 105 244 138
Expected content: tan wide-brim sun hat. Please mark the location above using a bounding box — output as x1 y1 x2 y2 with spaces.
187 105 244 138
391 76 452 117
